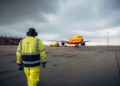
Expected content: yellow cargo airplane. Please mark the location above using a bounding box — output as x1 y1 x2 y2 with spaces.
49 35 89 48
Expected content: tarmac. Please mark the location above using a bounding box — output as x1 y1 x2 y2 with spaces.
0 45 120 86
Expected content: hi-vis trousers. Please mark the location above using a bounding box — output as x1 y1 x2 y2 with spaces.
24 66 40 86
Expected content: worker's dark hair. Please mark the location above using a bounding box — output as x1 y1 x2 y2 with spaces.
27 28 38 37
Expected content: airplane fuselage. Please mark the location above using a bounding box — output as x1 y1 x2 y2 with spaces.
67 35 84 44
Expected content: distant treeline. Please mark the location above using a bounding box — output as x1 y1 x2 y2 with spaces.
0 36 22 45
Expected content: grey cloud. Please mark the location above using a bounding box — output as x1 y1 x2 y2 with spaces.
59 0 120 31
0 0 62 26
0 0 120 45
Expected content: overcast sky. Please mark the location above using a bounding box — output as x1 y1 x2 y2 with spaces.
0 0 120 45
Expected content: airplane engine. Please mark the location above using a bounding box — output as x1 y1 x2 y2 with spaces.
61 42 67 47
61 42 65 46
81 42 85 46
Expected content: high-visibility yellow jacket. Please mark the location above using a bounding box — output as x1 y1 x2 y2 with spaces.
16 36 46 67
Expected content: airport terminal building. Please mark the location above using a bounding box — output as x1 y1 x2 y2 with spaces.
0 36 22 45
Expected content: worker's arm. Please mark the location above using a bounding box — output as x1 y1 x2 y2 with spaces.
38 39 47 63
16 41 22 65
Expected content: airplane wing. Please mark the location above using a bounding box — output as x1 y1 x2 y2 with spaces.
47 40 68 43
83 40 91 42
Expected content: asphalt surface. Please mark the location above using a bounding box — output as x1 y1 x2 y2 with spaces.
0 45 120 86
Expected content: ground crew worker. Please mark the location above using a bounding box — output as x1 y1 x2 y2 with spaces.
16 28 47 86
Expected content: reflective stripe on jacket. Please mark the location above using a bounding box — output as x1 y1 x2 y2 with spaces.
16 36 46 67
22 54 40 67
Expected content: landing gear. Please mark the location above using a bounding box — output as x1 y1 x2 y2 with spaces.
75 44 79 48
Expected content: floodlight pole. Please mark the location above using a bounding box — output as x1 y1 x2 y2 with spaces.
107 32 109 48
